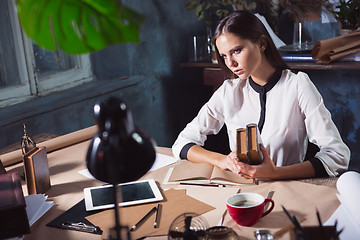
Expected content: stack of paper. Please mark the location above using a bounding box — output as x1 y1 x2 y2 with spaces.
325 171 360 239
7 194 54 240
25 194 54 226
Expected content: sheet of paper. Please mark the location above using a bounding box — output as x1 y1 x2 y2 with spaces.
79 153 177 182
255 13 285 49
325 171 360 239
177 185 239 227
321 6 338 23
148 153 177 172
86 188 215 239
25 194 54 226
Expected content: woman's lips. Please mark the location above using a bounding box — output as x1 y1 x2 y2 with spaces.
234 69 243 75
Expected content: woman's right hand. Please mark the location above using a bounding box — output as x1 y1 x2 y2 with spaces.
187 145 241 175
214 151 241 175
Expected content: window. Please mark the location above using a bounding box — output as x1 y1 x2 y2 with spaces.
0 0 93 108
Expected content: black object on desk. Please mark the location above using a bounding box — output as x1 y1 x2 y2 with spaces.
0 172 30 239
86 97 156 240
0 159 6 174
46 199 102 235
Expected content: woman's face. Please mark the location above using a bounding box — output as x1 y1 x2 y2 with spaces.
216 32 262 79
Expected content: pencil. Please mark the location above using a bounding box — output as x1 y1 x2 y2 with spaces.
273 217 306 238
179 182 225 187
130 206 157 232
154 204 161 228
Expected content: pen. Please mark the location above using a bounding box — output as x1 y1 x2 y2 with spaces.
316 208 325 240
61 221 101 233
130 206 157 231
282 206 309 240
273 217 306 238
179 182 225 187
154 204 161 228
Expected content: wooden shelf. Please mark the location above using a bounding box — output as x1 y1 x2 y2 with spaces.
180 61 360 70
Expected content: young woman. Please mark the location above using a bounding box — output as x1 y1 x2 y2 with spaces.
172 10 350 179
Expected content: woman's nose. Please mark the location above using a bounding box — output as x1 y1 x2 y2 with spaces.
226 57 238 67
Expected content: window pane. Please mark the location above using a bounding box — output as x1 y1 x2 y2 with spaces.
0 0 20 87
33 43 77 79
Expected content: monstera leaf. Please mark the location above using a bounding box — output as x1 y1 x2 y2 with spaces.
16 0 145 54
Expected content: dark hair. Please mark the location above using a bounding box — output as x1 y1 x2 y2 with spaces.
213 10 289 79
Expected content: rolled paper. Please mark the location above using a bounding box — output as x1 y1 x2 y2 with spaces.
1 125 97 167
311 32 360 63
319 45 360 64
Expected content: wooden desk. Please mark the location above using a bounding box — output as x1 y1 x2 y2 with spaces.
4 141 339 240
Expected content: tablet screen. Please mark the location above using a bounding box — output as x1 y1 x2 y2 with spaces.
91 181 155 207
84 179 163 211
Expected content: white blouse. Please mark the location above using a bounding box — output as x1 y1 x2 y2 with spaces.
172 69 350 177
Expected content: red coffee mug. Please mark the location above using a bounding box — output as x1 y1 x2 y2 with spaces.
226 192 274 226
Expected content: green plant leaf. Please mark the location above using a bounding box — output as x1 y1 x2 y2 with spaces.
16 0 145 54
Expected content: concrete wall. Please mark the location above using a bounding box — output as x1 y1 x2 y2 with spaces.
305 69 360 172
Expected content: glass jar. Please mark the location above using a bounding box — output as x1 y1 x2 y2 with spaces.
206 226 239 240
254 230 274 240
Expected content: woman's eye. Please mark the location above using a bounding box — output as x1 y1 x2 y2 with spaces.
234 48 242 54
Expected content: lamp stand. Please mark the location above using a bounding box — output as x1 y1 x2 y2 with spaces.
108 184 131 240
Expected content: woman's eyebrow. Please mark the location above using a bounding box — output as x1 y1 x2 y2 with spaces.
229 45 243 52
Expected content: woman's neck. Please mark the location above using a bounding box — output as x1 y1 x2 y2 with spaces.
250 59 276 86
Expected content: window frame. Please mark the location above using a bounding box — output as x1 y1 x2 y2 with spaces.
0 0 93 107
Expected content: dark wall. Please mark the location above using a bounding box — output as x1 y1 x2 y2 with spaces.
90 0 211 147
305 69 360 172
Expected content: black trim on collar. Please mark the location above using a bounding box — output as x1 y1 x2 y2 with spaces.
249 69 282 93
249 69 282 133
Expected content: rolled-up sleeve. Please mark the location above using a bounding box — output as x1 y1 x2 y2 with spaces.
299 72 350 176
172 85 226 160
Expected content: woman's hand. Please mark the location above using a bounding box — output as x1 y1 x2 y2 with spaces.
213 151 241 175
237 145 277 179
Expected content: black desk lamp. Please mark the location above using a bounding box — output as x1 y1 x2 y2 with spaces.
86 97 156 240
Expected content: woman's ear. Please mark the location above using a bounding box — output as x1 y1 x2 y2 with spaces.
259 35 267 52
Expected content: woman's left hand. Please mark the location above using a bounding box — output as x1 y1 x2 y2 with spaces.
237 145 277 179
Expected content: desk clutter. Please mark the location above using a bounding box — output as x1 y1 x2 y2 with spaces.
324 171 360 239
21 124 51 195
1 133 354 240
0 172 54 239
0 172 30 239
0 104 355 240
43 173 348 240
86 188 214 239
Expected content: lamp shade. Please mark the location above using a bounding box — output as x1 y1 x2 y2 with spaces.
86 97 156 184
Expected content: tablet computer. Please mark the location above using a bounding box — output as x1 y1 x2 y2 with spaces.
84 179 163 211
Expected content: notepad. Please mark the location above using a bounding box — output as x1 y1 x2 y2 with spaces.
163 160 255 186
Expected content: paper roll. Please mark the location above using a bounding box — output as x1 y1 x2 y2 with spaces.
312 31 360 63
1 125 97 167
336 171 360 226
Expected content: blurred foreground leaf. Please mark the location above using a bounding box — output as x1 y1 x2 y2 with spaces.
16 0 145 54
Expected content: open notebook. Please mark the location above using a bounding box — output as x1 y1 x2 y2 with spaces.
163 160 255 186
